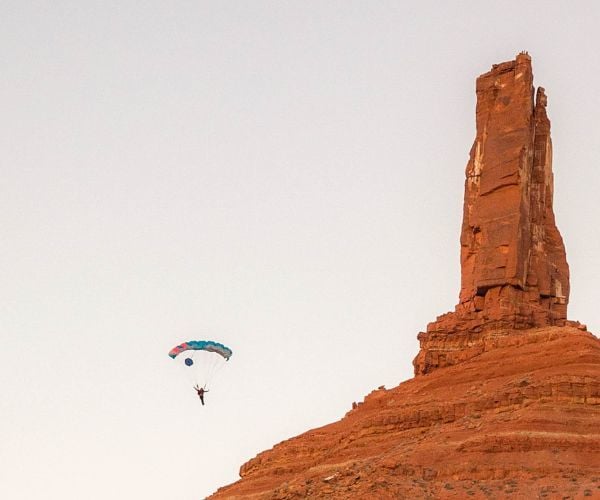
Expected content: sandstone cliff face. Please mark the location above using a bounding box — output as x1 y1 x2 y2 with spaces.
414 53 573 376
211 327 600 499
210 54 600 499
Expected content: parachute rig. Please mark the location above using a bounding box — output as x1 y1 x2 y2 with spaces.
168 340 232 391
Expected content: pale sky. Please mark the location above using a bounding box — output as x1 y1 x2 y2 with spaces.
2 2 600 499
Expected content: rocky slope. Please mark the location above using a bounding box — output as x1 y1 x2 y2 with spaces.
211 326 599 499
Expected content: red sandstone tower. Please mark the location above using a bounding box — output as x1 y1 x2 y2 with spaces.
414 53 571 375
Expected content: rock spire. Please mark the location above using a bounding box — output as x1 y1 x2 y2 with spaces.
414 53 573 375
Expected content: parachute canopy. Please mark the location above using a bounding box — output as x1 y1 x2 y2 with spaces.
168 340 232 361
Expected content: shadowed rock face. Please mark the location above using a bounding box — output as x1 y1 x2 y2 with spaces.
414 53 573 376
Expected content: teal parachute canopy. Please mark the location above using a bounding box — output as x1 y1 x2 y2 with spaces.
168 340 232 360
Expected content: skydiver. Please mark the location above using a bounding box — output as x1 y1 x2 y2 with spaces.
194 384 209 405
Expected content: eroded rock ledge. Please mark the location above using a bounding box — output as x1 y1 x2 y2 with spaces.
413 319 587 375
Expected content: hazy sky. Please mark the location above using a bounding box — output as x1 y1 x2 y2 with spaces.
3 2 600 498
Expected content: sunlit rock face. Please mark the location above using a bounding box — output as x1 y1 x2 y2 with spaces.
414 53 573 376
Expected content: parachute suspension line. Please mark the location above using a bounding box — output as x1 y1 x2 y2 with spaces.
203 351 226 388
206 356 227 387
186 348 225 388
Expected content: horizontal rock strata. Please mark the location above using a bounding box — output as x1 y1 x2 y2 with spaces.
211 327 600 499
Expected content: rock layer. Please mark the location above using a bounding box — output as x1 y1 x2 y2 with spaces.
415 53 571 376
211 327 600 499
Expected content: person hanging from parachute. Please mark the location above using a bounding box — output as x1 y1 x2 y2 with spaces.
168 340 232 405
194 384 209 405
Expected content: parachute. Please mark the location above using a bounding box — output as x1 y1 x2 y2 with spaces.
168 340 232 389
168 340 232 360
